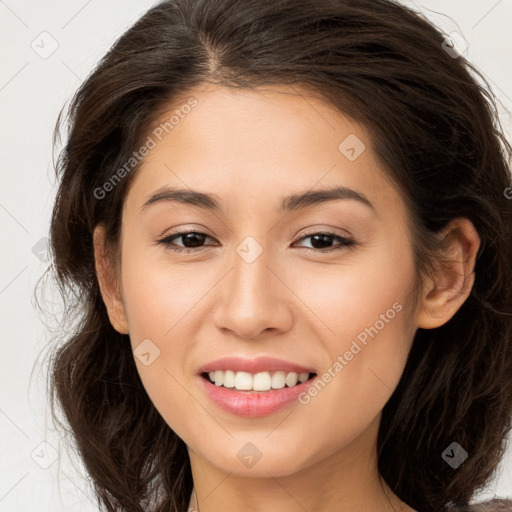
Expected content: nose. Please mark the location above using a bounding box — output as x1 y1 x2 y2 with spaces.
213 246 294 340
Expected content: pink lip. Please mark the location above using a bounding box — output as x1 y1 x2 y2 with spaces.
197 356 316 375
198 373 317 417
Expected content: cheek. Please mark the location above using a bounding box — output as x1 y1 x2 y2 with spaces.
287 238 416 355
117 243 208 427
120 241 209 339
282 242 416 430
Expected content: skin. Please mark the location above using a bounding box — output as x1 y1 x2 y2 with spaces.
93 83 480 512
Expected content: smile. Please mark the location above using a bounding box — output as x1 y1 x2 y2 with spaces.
199 370 318 417
203 370 313 391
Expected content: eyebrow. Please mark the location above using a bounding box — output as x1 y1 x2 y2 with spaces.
140 185 376 214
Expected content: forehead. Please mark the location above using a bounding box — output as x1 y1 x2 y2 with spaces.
124 83 403 218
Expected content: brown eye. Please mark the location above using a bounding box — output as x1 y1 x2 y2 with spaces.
158 231 217 253
293 232 356 252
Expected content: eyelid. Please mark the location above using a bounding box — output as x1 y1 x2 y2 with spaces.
295 225 354 239
157 223 213 239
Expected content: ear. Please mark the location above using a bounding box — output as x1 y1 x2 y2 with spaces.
93 224 129 334
416 217 481 329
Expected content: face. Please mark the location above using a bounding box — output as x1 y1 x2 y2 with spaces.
103 83 423 477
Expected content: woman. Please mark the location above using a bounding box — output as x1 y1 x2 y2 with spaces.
45 0 512 510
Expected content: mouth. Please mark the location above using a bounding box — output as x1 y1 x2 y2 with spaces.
200 370 318 392
198 370 319 417
196 355 319 416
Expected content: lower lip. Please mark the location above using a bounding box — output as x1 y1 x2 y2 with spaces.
198 374 317 417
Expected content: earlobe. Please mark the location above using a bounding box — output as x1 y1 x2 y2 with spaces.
416 218 480 330
93 224 129 335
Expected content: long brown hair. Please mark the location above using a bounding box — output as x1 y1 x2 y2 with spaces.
41 0 512 511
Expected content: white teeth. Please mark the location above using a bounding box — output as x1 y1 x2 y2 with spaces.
205 370 312 390
298 372 309 383
223 370 235 388
234 371 253 390
253 372 272 391
285 372 298 387
214 370 224 386
271 371 285 389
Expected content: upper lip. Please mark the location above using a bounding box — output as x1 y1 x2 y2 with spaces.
198 356 316 375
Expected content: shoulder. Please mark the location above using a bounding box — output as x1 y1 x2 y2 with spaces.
446 499 512 511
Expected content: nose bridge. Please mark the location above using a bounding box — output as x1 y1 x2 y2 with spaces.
213 235 293 338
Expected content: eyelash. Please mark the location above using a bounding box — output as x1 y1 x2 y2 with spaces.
156 230 356 254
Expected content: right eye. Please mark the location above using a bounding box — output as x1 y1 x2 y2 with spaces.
157 231 219 253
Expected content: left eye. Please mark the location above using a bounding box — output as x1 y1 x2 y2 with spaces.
294 232 356 251
157 231 356 253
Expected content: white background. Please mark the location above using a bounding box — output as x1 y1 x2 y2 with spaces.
1 0 511 510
